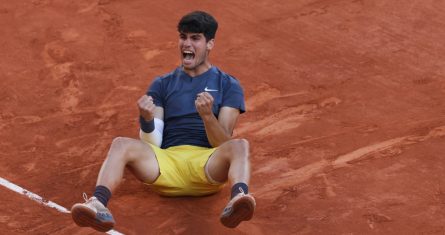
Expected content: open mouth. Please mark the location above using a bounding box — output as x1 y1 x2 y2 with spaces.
182 50 195 62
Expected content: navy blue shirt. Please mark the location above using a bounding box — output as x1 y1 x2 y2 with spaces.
146 66 245 149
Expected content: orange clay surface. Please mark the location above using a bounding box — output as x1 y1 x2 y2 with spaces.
2 0 445 234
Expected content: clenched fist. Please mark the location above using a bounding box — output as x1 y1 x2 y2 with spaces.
138 95 156 121
195 92 214 119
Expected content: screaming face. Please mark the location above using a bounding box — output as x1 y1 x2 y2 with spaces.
179 32 214 75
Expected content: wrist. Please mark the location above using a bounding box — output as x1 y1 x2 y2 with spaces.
201 113 215 122
139 116 155 133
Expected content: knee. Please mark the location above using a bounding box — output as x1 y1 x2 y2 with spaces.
109 137 136 158
232 138 249 149
226 138 249 158
109 136 153 161
111 136 132 149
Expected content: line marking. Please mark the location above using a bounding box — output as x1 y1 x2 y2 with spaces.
0 177 124 235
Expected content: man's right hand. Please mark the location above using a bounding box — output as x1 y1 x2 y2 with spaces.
138 95 156 121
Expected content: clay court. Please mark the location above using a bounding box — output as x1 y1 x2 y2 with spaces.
2 0 445 234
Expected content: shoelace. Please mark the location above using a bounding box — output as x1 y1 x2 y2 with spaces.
239 187 245 195
82 192 92 203
239 187 256 198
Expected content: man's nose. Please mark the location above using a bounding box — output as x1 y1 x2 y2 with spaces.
183 38 192 47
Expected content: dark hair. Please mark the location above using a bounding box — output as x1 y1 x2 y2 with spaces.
177 11 218 41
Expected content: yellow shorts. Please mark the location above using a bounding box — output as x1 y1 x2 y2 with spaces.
145 144 225 197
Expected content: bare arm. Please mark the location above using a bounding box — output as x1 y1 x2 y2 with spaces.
195 92 240 147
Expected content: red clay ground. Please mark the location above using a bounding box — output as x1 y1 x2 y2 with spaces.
2 0 445 234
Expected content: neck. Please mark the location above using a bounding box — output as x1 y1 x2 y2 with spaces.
182 61 212 77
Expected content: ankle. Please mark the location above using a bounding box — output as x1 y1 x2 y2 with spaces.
93 185 112 207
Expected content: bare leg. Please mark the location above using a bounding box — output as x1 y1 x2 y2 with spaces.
204 138 255 228
96 137 160 192
205 138 250 185
72 137 159 232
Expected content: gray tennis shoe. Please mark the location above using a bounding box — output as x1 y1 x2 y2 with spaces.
71 193 115 232
220 188 256 228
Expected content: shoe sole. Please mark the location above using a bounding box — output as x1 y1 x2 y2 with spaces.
71 204 114 232
220 196 255 228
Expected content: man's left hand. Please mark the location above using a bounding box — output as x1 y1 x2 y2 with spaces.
195 92 214 119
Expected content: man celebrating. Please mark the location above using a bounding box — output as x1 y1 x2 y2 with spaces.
71 11 255 232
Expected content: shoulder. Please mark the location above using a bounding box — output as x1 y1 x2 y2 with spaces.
150 68 182 89
155 67 181 82
213 67 242 87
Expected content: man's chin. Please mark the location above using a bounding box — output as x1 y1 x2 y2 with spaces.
182 64 195 70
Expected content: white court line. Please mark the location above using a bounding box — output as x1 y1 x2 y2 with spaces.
0 177 124 235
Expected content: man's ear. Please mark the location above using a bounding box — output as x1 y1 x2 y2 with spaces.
207 39 215 50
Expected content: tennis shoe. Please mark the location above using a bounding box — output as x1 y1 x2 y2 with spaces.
71 193 115 232
220 188 256 228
